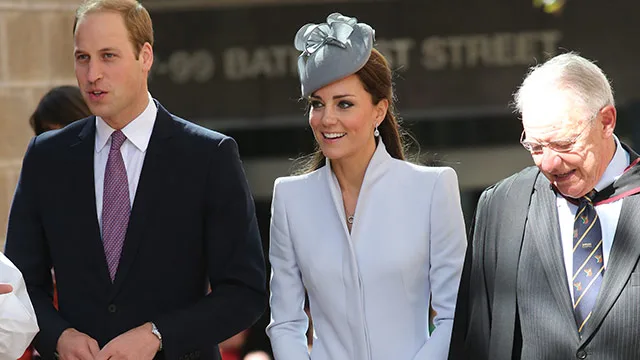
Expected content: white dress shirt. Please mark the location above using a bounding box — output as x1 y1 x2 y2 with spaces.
94 93 157 231
557 136 629 301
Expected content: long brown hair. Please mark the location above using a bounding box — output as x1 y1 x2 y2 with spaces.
295 48 408 174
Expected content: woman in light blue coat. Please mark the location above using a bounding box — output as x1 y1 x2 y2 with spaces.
267 13 467 360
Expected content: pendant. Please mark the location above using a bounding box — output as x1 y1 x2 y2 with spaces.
347 215 354 224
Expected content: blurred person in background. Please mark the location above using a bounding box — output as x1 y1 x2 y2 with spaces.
29 85 91 135
4 0 266 359
450 53 640 360
267 12 467 360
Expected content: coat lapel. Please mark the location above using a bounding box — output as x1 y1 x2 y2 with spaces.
323 140 392 242
579 194 640 342
324 166 351 241
71 118 113 285
109 103 176 298
528 176 576 329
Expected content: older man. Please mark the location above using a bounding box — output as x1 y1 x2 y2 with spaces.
449 53 640 360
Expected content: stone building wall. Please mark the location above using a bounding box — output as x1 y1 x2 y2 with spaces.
0 0 79 249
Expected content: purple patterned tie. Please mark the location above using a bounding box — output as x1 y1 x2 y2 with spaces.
102 130 130 281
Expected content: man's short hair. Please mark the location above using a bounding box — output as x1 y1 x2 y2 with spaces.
513 52 614 120
74 0 154 59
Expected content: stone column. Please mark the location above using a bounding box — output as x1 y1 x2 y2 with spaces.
0 0 79 249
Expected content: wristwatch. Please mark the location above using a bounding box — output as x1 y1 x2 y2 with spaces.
151 322 163 352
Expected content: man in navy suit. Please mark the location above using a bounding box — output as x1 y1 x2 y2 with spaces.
4 1 266 359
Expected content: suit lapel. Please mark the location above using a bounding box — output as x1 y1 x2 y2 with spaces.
71 118 113 285
528 176 576 329
579 194 640 342
109 104 176 298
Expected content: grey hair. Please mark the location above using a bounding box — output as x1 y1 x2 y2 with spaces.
513 52 614 121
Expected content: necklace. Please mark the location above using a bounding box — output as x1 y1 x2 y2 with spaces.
347 214 354 224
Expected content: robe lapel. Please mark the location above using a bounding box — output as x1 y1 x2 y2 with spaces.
528 176 577 330
579 194 640 342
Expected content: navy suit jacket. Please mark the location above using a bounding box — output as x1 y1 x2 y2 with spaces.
5 102 267 360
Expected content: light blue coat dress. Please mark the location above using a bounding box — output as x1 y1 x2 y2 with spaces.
267 141 467 360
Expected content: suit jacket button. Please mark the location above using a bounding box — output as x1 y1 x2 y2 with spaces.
576 349 587 359
107 304 117 313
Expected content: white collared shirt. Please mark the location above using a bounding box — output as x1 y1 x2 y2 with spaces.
557 136 629 301
94 93 157 231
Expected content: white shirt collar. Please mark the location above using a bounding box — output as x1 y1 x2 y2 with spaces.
95 93 158 153
594 135 630 191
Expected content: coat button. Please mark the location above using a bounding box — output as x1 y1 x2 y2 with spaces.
576 349 587 359
107 304 117 313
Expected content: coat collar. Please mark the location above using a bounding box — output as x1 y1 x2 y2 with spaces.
323 140 393 240
324 139 393 183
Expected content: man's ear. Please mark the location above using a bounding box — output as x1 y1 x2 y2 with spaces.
140 42 154 72
599 104 616 138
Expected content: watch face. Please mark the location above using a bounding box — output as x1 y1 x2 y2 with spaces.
151 323 163 351
151 324 161 338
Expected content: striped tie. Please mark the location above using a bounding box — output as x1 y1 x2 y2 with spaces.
572 190 604 333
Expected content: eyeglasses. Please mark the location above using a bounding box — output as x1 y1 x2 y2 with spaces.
520 118 596 154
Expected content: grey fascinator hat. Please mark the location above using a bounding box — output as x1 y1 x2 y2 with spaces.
294 13 375 97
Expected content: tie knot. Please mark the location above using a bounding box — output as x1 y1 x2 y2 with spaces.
582 190 597 204
110 130 127 150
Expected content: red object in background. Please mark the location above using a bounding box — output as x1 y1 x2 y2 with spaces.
219 329 248 360
53 279 58 309
17 348 33 360
221 349 241 360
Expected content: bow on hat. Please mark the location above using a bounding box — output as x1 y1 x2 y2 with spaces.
295 13 358 55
